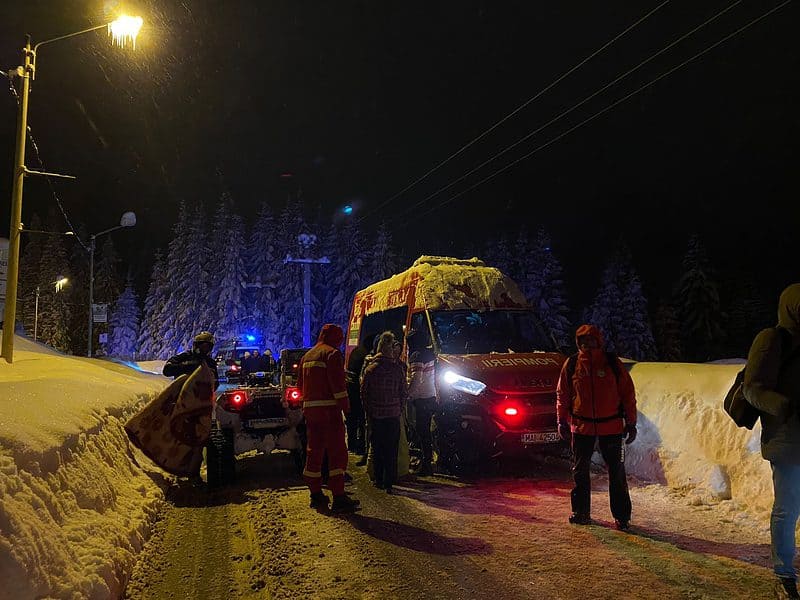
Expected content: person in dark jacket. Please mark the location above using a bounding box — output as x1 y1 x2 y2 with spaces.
407 329 437 476
163 331 219 390
556 324 637 530
361 331 408 494
346 334 375 462
744 283 800 600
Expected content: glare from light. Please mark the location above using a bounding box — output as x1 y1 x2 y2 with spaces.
342 205 353 215
55 277 69 292
108 15 143 49
443 370 486 395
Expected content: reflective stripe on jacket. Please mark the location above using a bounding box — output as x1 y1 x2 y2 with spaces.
297 342 350 413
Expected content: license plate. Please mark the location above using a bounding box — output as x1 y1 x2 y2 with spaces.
521 432 559 444
245 418 287 428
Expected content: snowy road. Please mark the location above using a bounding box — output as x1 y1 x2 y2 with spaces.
123 455 776 600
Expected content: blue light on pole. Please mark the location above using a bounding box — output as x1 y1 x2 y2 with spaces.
342 205 353 215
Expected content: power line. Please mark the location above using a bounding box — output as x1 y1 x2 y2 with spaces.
403 0 792 224
390 0 743 224
1 70 89 252
357 0 671 224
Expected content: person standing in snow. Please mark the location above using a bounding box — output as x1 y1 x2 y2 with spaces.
361 331 408 494
744 283 800 600
162 331 219 390
407 329 437 476
556 324 637 530
346 333 374 463
297 323 360 514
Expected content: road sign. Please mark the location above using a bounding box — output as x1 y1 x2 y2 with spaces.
92 303 108 323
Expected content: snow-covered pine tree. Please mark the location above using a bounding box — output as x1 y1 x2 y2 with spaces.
719 270 772 359
368 222 397 282
19 213 45 335
673 234 725 362
653 300 682 361
584 246 626 353
108 279 141 359
212 210 248 342
272 198 306 349
327 218 367 335
616 270 658 361
137 249 170 359
160 201 204 354
36 229 72 351
246 202 281 353
67 223 90 356
526 228 573 349
92 236 124 354
482 234 512 276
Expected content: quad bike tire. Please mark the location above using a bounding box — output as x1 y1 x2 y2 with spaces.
290 448 306 476
206 426 236 487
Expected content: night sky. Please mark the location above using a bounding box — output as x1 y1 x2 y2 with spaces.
1 1 798 309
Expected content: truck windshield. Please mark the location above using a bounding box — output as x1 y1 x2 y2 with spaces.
430 309 556 355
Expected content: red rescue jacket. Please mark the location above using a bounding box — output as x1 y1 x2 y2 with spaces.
297 324 350 414
556 324 637 436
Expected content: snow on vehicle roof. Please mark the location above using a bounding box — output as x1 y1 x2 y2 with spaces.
355 255 528 316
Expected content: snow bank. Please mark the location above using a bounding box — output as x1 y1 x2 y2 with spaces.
626 361 772 516
0 334 169 600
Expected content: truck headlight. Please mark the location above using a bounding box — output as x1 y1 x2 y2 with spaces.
443 370 486 396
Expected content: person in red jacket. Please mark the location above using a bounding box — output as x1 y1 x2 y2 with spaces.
297 323 360 514
556 324 638 530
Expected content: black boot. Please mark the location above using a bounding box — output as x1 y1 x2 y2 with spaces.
776 578 800 599
309 492 329 510
331 494 361 514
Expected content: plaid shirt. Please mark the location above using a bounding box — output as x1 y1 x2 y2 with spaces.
360 354 408 419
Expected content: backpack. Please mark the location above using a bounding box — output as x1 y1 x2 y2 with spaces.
565 351 621 382
723 327 793 430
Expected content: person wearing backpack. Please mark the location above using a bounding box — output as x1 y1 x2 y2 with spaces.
556 323 638 530
743 283 800 600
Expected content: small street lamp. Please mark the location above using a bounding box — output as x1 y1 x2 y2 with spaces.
1 15 144 364
88 212 136 357
34 276 69 342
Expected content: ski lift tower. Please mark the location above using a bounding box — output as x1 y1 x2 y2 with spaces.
284 232 329 347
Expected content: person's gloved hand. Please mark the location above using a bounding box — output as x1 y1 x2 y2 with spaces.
558 422 571 441
624 423 637 444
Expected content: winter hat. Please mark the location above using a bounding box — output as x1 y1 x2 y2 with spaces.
318 323 344 348
193 331 215 346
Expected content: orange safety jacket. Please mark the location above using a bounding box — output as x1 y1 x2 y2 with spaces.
297 324 350 413
556 324 637 436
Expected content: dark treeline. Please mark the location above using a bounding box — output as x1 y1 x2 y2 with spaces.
18 196 773 362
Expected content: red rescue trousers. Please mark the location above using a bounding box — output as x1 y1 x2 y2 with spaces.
303 408 348 496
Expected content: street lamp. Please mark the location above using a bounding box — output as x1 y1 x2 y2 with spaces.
88 212 136 357
1 15 144 364
34 276 69 342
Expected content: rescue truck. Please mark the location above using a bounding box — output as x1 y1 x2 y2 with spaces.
345 256 568 473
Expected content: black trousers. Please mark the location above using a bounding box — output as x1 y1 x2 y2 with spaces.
413 397 437 465
345 384 366 455
571 433 631 521
370 417 400 487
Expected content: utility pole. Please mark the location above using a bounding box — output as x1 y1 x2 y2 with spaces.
284 233 329 347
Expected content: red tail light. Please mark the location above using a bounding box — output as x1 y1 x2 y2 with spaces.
220 389 250 412
285 386 302 408
504 407 519 416
230 364 240 371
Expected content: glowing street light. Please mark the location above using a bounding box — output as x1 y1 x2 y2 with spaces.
1 15 143 363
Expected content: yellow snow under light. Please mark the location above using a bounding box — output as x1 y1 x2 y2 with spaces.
107 15 143 49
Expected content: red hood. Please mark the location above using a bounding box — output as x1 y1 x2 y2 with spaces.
438 352 565 392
